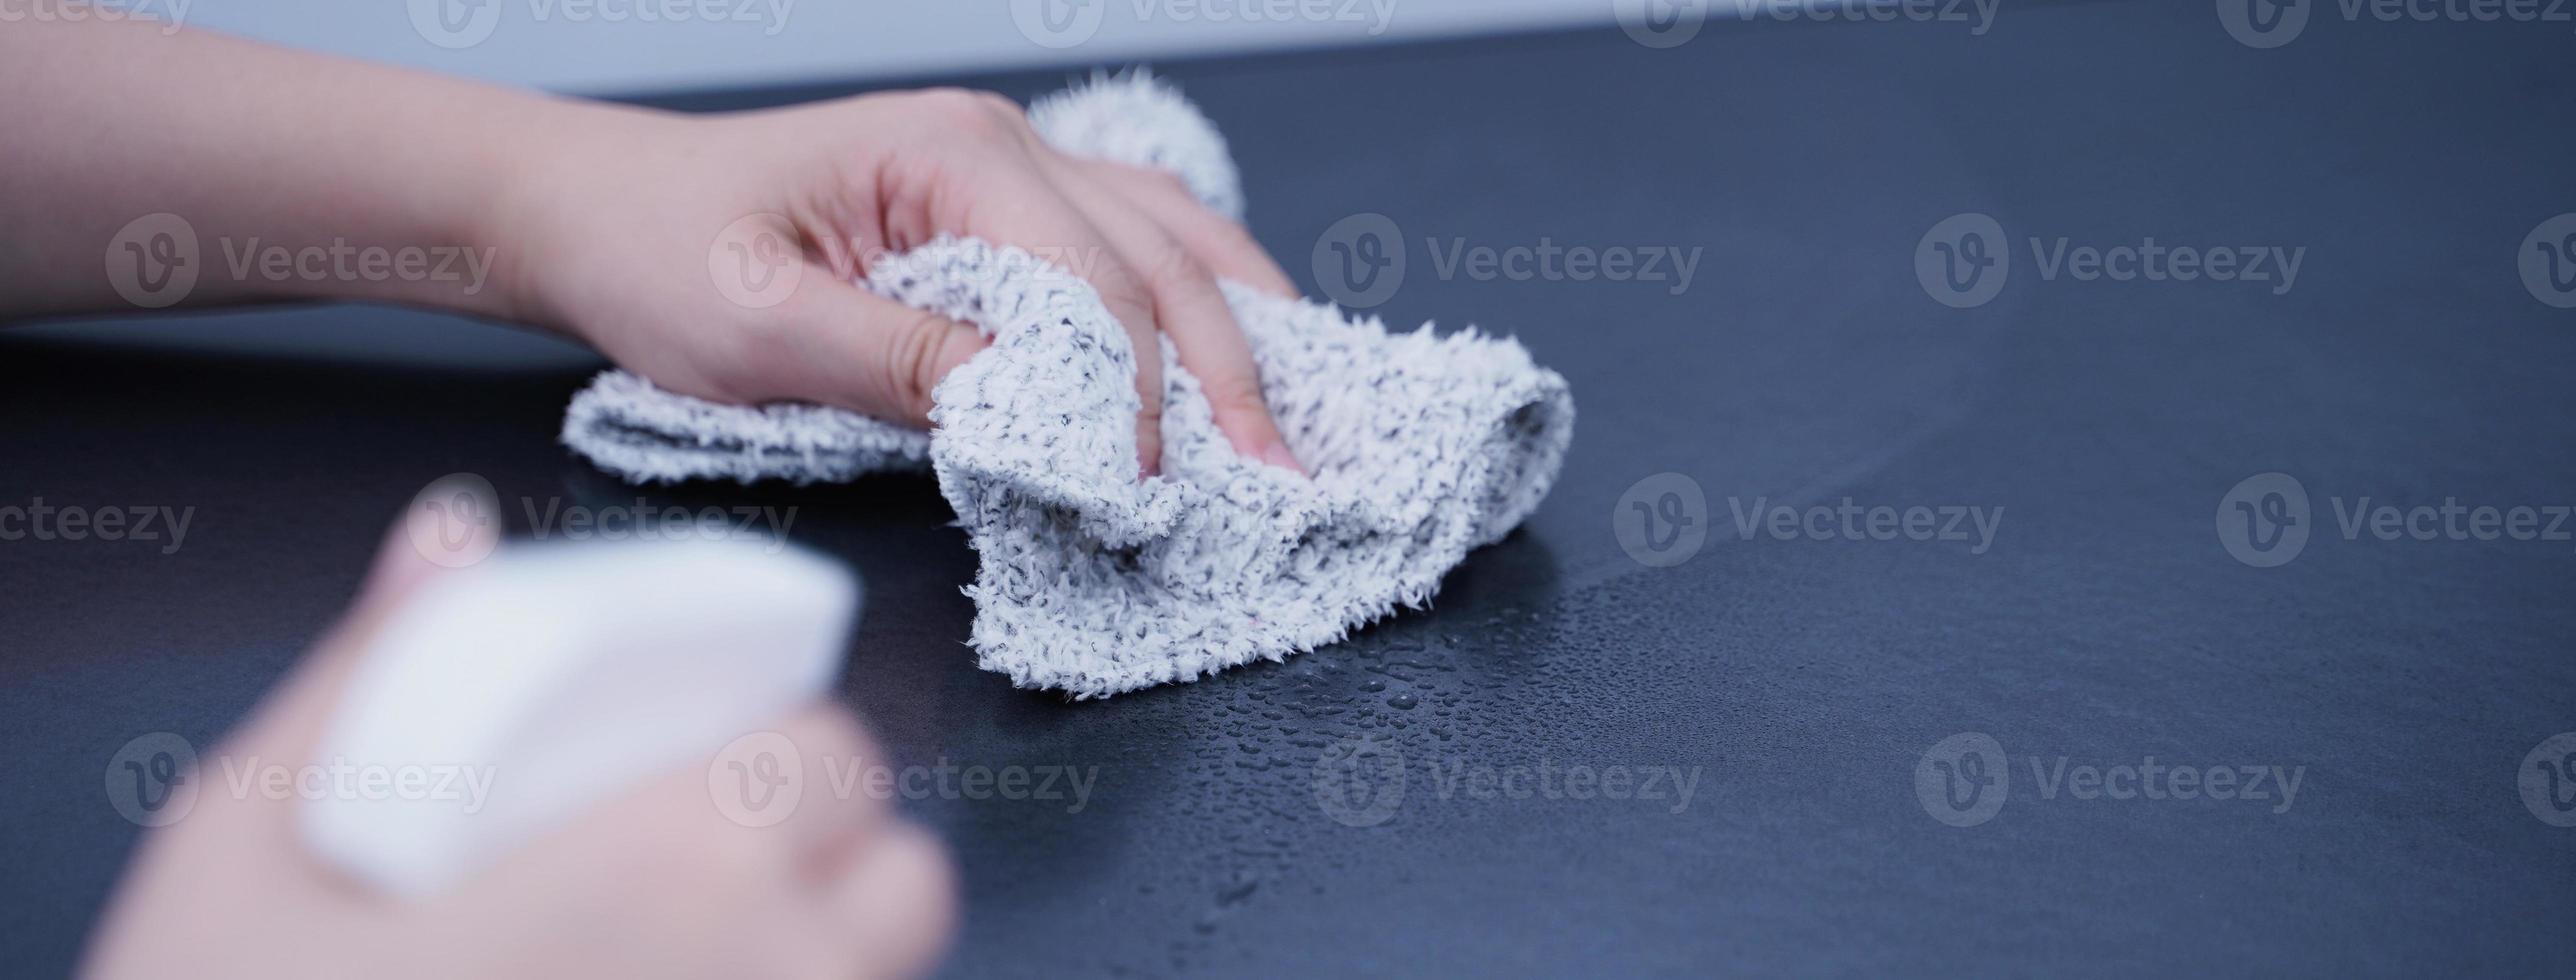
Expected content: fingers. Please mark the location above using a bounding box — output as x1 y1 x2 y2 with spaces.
1047 162 1303 473
457 700 959 980
758 705 898 882
944 152 1169 477
828 821 958 980
759 276 988 429
1082 160 1298 299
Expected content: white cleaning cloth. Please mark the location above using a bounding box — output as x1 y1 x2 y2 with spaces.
561 73 1574 699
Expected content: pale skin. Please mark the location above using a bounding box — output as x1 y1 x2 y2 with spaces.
3 11 1310 978
0 14 1307 476
82 521 960 980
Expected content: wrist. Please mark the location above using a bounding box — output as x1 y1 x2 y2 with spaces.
462 98 689 342
341 91 607 325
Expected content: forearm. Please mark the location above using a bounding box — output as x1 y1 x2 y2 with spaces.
0 14 624 321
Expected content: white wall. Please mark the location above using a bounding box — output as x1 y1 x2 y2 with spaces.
151 0 1618 95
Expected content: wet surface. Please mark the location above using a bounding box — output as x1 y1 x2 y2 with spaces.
7 2 2576 975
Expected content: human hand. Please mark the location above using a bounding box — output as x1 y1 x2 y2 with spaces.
496 88 1305 478
81 527 957 980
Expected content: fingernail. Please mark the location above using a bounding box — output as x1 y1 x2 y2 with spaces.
1258 441 1305 475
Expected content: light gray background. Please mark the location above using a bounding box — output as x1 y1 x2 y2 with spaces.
147 0 1623 93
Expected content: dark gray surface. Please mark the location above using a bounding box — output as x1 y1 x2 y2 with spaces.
7 2 2576 975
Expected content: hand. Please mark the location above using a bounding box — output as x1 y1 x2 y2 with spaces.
81 527 958 980
0 18 1301 479
498 89 1306 478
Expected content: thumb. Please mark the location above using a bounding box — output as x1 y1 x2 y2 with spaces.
765 274 989 429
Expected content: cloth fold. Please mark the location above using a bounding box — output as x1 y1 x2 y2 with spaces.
561 72 1573 698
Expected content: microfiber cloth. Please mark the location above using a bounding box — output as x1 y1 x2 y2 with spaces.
561 72 1574 698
